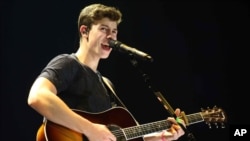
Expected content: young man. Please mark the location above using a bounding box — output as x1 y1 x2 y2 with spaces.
28 3 185 141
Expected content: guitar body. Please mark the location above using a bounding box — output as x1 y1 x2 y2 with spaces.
37 107 143 141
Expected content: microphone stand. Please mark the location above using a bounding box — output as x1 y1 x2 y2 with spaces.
128 55 196 141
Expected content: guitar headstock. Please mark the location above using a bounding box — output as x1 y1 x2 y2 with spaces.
200 105 227 129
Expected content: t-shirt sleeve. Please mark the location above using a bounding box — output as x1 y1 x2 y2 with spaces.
38 54 79 93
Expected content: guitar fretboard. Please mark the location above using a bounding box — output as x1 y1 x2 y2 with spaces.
186 112 204 125
111 112 203 140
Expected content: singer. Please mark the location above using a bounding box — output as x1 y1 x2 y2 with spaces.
27 3 185 141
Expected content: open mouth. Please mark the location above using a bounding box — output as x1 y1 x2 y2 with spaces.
101 44 111 51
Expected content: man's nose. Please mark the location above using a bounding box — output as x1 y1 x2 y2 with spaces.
107 34 116 41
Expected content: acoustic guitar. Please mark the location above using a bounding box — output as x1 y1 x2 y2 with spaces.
37 106 226 141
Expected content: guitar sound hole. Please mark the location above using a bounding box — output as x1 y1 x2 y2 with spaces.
107 124 126 141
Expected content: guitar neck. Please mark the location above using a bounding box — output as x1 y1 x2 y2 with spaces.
186 112 204 125
122 120 171 140
118 112 203 140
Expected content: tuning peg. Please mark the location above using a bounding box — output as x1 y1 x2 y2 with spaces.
201 107 204 112
207 107 212 112
221 123 225 128
206 122 212 129
213 105 219 111
214 122 218 128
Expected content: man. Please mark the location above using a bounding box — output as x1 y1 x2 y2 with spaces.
28 3 185 141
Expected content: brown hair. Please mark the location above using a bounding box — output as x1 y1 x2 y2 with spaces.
78 3 122 37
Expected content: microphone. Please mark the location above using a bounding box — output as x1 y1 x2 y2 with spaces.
108 39 153 62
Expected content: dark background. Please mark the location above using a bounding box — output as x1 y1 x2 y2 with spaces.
1 0 249 141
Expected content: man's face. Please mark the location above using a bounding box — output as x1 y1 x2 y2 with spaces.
87 18 118 59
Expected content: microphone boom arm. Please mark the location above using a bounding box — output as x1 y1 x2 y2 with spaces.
129 57 196 141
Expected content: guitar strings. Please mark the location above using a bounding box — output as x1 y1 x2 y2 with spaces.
110 120 170 138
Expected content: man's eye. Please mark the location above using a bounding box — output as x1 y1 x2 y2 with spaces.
101 27 108 32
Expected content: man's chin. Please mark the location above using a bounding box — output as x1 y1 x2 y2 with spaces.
100 53 111 59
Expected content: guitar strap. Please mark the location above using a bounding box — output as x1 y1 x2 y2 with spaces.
102 76 140 126
101 76 128 109
70 53 128 109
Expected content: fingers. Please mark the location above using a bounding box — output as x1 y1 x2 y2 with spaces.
167 117 177 124
172 123 185 137
90 124 117 141
174 108 181 116
165 117 185 139
164 128 179 141
109 134 116 141
167 116 186 129
164 124 185 140
162 108 186 141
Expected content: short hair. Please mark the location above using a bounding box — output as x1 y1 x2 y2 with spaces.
78 4 122 36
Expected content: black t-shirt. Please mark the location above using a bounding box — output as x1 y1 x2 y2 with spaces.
38 53 114 113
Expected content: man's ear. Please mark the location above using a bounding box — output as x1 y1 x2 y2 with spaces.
80 25 88 34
